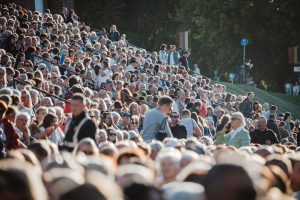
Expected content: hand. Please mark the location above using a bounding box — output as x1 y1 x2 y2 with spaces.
45 126 55 135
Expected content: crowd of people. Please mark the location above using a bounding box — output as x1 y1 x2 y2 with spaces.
0 3 300 200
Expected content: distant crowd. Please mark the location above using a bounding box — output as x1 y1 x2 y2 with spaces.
0 3 300 200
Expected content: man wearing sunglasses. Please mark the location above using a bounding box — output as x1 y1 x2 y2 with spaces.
169 112 187 139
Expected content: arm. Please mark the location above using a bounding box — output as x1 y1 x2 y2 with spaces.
240 130 251 147
193 125 203 137
270 130 279 143
78 120 97 141
35 126 55 139
163 118 173 138
215 131 227 145
192 119 203 137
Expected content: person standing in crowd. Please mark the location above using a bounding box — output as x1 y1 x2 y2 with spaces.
266 114 279 139
293 82 299 96
64 93 97 151
278 121 290 141
178 50 190 71
264 105 277 119
168 45 180 66
250 116 279 145
169 111 187 139
180 109 203 138
215 112 250 148
108 25 120 42
240 92 254 119
142 96 173 142
158 44 168 64
283 112 292 135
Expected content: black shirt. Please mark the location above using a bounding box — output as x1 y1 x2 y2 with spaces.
170 124 187 139
64 111 97 151
179 56 189 71
250 128 279 145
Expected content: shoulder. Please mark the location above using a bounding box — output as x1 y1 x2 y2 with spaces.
82 119 96 128
239 128 249 135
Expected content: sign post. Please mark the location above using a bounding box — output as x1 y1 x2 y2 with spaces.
240 38 248 84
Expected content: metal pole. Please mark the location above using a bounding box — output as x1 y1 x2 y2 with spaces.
243 45 246 84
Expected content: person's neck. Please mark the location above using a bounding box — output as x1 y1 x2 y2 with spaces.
170 123 177 127
73 111 85 118
258 128 266 132
164 177 176 184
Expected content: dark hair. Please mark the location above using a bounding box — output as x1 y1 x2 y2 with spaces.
0 100 8 116
283 112 291 121
158 96 173 106
6 106 17 117
71 93 86 104
247 92 254 96
204 164 256 200
160 44 167 50
41 113 57 129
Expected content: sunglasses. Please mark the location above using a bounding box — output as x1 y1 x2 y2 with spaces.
170 115 179 119
109 132 116 136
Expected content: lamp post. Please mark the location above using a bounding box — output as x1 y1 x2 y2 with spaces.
240 38 248 84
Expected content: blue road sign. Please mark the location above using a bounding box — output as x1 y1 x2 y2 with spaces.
240 38 248 46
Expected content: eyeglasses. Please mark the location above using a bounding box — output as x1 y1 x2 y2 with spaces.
109 133 116 136
170 116 179 119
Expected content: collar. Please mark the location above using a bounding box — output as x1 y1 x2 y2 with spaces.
72 111 86 121
233 126 244 134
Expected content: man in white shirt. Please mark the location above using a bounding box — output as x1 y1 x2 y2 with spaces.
168 45 180 66
179 109 203 138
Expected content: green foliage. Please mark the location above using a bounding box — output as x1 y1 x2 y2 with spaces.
74 0 300 92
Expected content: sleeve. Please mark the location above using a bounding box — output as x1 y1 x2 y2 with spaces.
192 119 198 128
163 118 173 138
240 131 251 147
78 120 97 142
215 131 227 145
270 130 279 143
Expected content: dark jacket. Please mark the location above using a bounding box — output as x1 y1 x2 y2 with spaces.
64 111 97 151
170 124 187 139
179 56 189 71
108 31 120 42
297 129 300 146
250 128 279 145
267 119 279 139
240 98 253 119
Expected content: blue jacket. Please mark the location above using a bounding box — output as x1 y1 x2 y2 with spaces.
168 51 180 65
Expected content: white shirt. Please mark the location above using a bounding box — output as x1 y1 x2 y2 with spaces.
169 52 175 65
126 64 135 72
39 127 64 146
180 118 198 138
98 68 110 84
